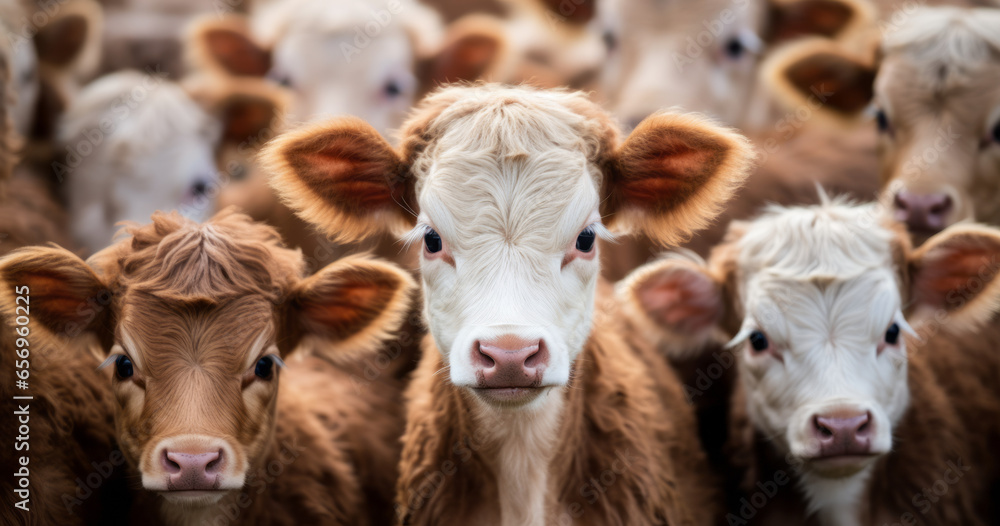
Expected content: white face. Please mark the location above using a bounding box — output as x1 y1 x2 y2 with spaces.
68 102 219 254
731 218 911 478
269 27 417 137
601 0 763 129
413 133 605 409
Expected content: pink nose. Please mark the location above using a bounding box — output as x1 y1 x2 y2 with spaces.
811 411 874 458
473 336 549 389
163 449 224 491
893 191 952 233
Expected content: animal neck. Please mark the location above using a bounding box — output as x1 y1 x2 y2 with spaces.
469 386 567 526
798 468 873 526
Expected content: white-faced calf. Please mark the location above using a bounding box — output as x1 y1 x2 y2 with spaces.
619 199 1000 525
0 211 417 526
264 84 755 525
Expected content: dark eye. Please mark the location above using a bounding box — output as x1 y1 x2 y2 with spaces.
115 355 134 379
749 330 769 352
884 323 900 345
992 121 1000 144
384 80 402 98
602 30 617 53
876 109 890 133
255 357 274 379
724 37 744 59
424 229 442 253
576 227 596 252
267 70 293 88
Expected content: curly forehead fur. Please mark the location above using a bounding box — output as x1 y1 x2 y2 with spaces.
106 209 304 304
735 197 902 284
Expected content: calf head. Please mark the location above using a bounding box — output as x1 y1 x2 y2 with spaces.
58 71 222 253
264 84 753 409
620 199 1000 480
601 0 875 130
0 211 414 510
765 7 1000 239
187 0 443 136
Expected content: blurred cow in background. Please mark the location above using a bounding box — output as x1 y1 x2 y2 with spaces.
56 70 220 254
765 5 1000 243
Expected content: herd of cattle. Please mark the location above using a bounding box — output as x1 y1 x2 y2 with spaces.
0 0 999 524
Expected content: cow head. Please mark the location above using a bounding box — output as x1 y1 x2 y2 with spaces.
600 0 875 131
764 7 1000 241
0 211 415 511
263 84 753 409
619 199 1000 480
187 0 443 136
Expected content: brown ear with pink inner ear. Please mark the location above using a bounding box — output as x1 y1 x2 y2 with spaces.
420 14 507 90
908 225 1000 332
764 0 876 45
602 112 755 247
186 14 272 78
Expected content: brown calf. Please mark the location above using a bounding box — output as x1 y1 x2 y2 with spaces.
0 211 417 526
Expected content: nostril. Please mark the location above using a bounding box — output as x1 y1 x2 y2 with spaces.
162 450 181 474
473 342 496 369
205 449 224 474
893 192 908 211
856 412 873 436
813 416 834 439
928 195 952 215
523 341 549 369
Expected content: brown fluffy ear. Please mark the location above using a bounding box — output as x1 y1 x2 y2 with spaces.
617 255 726 357
186 14 271 77
908 225 1000 332
765 0 875 44
185 77 289 146
261 117 413 242
537 0 596 25
426 15 507 86
0 246 111 341
603 112 754 246
32 0 102 79
280 257 416 355
762 38 875 123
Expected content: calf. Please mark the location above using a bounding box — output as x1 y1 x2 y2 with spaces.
263 84 755 525
0 210 418 525
764 6 1000 241
599 0 878 132
187 0 443 136
56 70 221 255
618 198 1000 525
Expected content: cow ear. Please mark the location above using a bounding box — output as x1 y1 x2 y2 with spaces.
762 38 876 123
33 0 103 72
261 117 413 242
186 15 271 77
765 0 875 44
617 256 726 357
908 225 1000 332
280 257 416 356
536 0 597 25
425 15 506 86
0 246 111 342
214 83 287 146
603 112 754 246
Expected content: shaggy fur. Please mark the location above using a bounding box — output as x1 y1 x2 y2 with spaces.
618 200 1000 525
265 83 753 525
0 210 418 526
396 325 721 525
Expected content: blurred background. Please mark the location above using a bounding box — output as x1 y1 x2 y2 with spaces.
1 0 998 277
